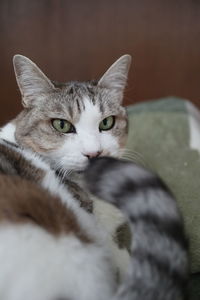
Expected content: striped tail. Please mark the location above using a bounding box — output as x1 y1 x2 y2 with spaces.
85 157 189 300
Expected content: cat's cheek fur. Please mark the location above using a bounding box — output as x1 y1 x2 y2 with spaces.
43 138 89 171
43 132 120 172
0 224 116 300
100 132 120 157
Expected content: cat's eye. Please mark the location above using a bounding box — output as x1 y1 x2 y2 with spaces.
99 116 115 131
51 119 75 133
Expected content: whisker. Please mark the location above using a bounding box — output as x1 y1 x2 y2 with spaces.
119 148 148 167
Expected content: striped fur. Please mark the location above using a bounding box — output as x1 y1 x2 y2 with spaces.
0 54 189 299
85 157 189 300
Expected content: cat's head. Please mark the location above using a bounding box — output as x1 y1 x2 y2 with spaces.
13 54 131 173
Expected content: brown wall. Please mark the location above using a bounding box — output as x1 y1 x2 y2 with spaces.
0 0 200 125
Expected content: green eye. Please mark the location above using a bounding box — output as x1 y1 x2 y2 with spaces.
51 119 75 133
99 116 115 131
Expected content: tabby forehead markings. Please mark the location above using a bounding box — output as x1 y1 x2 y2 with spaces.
77 97 102 129
75 97 103 154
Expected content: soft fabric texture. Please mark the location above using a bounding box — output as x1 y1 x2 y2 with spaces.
126 97 200 299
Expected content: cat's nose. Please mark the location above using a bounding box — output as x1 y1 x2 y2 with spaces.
83 151 102 160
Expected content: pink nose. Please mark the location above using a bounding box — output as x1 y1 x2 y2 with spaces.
83 151 102 159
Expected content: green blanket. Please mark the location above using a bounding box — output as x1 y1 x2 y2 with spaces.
126 97 200 299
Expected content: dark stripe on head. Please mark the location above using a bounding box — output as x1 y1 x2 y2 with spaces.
68 87 74 94
99 100 104 114
91 96 95 105
76 99 81 113
67 105 73 119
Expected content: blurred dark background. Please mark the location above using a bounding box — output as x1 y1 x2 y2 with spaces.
0 0 200 125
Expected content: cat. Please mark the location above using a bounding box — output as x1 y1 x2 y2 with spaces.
0 138 188 299
8 54 130 174
0 54 189 299
0 54 133 279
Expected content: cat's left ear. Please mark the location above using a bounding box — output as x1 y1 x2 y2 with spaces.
98 54 132 101
13 55 55 108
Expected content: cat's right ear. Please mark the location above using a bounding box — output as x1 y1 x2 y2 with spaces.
13 55 55 108
98 54 132 91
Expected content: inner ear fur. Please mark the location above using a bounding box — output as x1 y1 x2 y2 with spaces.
13 55 55 108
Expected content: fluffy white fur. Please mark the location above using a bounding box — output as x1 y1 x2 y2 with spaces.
0 224 116 300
